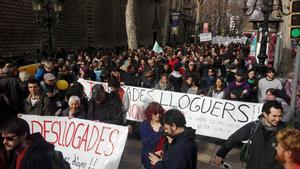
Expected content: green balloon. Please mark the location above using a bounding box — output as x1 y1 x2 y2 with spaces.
291 28 300 38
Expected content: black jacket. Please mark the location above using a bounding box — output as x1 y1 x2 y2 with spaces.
155 127 197 169
87 92 125 125
12 133 54 169
23 94 57 116
216 117 286 169
0 76 23 113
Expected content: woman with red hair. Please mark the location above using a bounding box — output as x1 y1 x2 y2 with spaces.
140 102 165 169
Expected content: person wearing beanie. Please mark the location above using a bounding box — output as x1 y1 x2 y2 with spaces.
87 84 125 125
78 64 96 81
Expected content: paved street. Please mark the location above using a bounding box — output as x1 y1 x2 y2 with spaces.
119 136 246 169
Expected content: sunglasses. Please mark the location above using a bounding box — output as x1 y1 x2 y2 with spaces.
2 135 18 141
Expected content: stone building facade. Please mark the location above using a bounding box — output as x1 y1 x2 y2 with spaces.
0 0 197 58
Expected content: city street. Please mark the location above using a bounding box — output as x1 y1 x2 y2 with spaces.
119 136 246 169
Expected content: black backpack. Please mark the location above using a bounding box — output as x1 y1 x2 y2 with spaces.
47 150 71 169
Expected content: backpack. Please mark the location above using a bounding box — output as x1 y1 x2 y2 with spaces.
47 150 71 169
240 121 260 162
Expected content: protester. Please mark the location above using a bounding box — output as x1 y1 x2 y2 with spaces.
87 84 125 125
149 109 197 169
23 78 57 116
258 67 283 103
140 102 165 169
57 65 76 85
201 68 216 92
40 73 60 100
34 60 55 81
18 71 31 101
61 95 86 118
184 60 198 80
214 100 286 169
1 118 56 169
265 88 292 123
123 65 139 87
182 75 204 95
246 69 258 103
65 82 88 113
207 77 225 99
276 128 300 169
224 69 250 101
108 78 130 113
154 74 174 91
141 70 156 88
0 64 23 114
78 64 96 81
169 63 183 92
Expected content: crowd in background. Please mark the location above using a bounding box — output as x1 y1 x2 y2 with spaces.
1 42 300 169
1 42 299 124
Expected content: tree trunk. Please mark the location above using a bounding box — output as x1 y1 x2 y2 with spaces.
125 0 138 50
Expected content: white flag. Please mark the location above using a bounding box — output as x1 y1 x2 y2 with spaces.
152 41 163 53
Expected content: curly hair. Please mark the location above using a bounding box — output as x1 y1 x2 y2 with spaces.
144 102 164 121
276 128 300 164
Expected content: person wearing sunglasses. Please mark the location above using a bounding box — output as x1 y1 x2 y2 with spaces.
1 118 54 169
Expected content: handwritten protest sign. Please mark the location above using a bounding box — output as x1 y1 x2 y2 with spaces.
199 33 212 42
78 79 262 139
21 115 128 169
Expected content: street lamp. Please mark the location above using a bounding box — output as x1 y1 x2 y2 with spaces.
242 0 289 77
32 0 63 56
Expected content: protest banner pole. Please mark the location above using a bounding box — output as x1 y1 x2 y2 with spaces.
290 41 300 128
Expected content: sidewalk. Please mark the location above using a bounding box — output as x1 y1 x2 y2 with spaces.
119 136 245 169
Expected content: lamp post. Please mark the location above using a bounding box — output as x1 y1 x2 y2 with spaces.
32 0 63 57
242 0 289 77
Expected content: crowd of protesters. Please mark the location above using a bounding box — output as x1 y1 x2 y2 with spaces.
1 42 300 123
1 42 300 169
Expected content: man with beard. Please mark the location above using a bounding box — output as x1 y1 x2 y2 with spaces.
1 118 54 169
276 128 300 169
148 109 197 169
224 69 251 101
214 100 286 169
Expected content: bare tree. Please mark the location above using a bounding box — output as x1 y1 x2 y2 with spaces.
200 0 246 36
125 0 138 49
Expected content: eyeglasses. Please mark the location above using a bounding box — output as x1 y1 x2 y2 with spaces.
2 135 18 141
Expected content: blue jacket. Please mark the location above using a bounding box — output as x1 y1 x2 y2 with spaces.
155 127 197 169
140 121 163 169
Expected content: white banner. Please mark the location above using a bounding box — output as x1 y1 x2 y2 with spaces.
212 36 248 46
199 33 212 42
78 79 262 139
21 114 128 169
